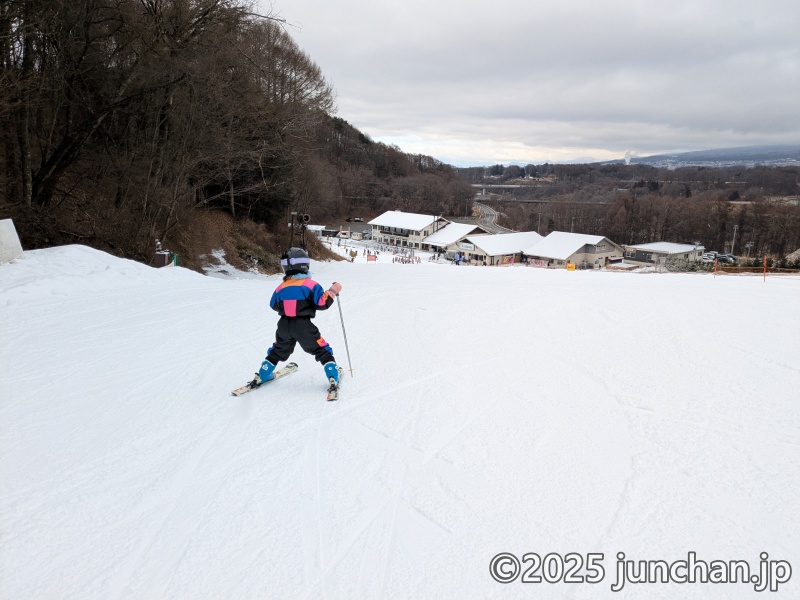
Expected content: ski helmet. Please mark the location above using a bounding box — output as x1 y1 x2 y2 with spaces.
281 247 310 275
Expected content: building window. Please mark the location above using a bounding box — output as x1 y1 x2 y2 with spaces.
626 250 635 258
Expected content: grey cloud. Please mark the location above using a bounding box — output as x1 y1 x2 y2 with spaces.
273 0 799 164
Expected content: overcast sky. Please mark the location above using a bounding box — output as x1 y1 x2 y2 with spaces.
264 0 799 167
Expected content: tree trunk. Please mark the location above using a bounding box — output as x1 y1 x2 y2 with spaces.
20 0 33 207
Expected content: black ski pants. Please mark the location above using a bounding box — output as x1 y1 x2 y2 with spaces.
266 316 335 366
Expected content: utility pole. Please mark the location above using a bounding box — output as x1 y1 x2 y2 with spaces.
731 224 738 255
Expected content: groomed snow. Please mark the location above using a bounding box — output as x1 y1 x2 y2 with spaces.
1 245 798 599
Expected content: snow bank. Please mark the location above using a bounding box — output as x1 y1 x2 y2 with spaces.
0 219 24 264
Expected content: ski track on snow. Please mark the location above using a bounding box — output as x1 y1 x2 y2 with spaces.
298 371 450 597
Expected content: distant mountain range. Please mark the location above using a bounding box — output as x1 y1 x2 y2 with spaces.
612 145 800 167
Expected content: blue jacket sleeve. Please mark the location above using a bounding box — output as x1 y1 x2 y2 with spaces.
269 288 280 312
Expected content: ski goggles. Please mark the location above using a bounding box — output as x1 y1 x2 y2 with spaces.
281 257 310 268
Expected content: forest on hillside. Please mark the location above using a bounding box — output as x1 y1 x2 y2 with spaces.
2 1 797 268
0 0 472 266
463 163 800 258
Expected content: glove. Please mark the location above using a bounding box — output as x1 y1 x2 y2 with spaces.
328 282 342 297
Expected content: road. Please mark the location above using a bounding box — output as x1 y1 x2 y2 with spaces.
474 202 514 233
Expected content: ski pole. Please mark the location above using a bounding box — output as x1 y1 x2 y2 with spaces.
336 294 354 377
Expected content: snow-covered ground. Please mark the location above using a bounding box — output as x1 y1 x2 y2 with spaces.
1 245 798 599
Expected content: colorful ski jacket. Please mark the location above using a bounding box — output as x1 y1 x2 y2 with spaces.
269 275 334 318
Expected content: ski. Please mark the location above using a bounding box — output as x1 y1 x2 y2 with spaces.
231 362 298 396
326 366 344 401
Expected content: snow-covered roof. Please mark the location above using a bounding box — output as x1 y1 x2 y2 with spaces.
523 231 610 260
423 222 485 247
465 231 543 256
368 210 439 231
627 242 704 254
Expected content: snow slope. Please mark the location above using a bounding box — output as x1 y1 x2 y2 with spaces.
1 245 798 599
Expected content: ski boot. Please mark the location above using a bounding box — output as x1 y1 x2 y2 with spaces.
324 362 341 401
250 360 276 388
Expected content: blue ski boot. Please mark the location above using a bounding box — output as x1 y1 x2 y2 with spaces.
256 360 276 384
323 362 340 386
324 362 342 401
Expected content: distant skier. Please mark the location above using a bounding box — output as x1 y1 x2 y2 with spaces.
251 247 342 391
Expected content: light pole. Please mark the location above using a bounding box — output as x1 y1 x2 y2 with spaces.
731 224 738 255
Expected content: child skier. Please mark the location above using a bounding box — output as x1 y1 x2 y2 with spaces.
249 247 343 394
